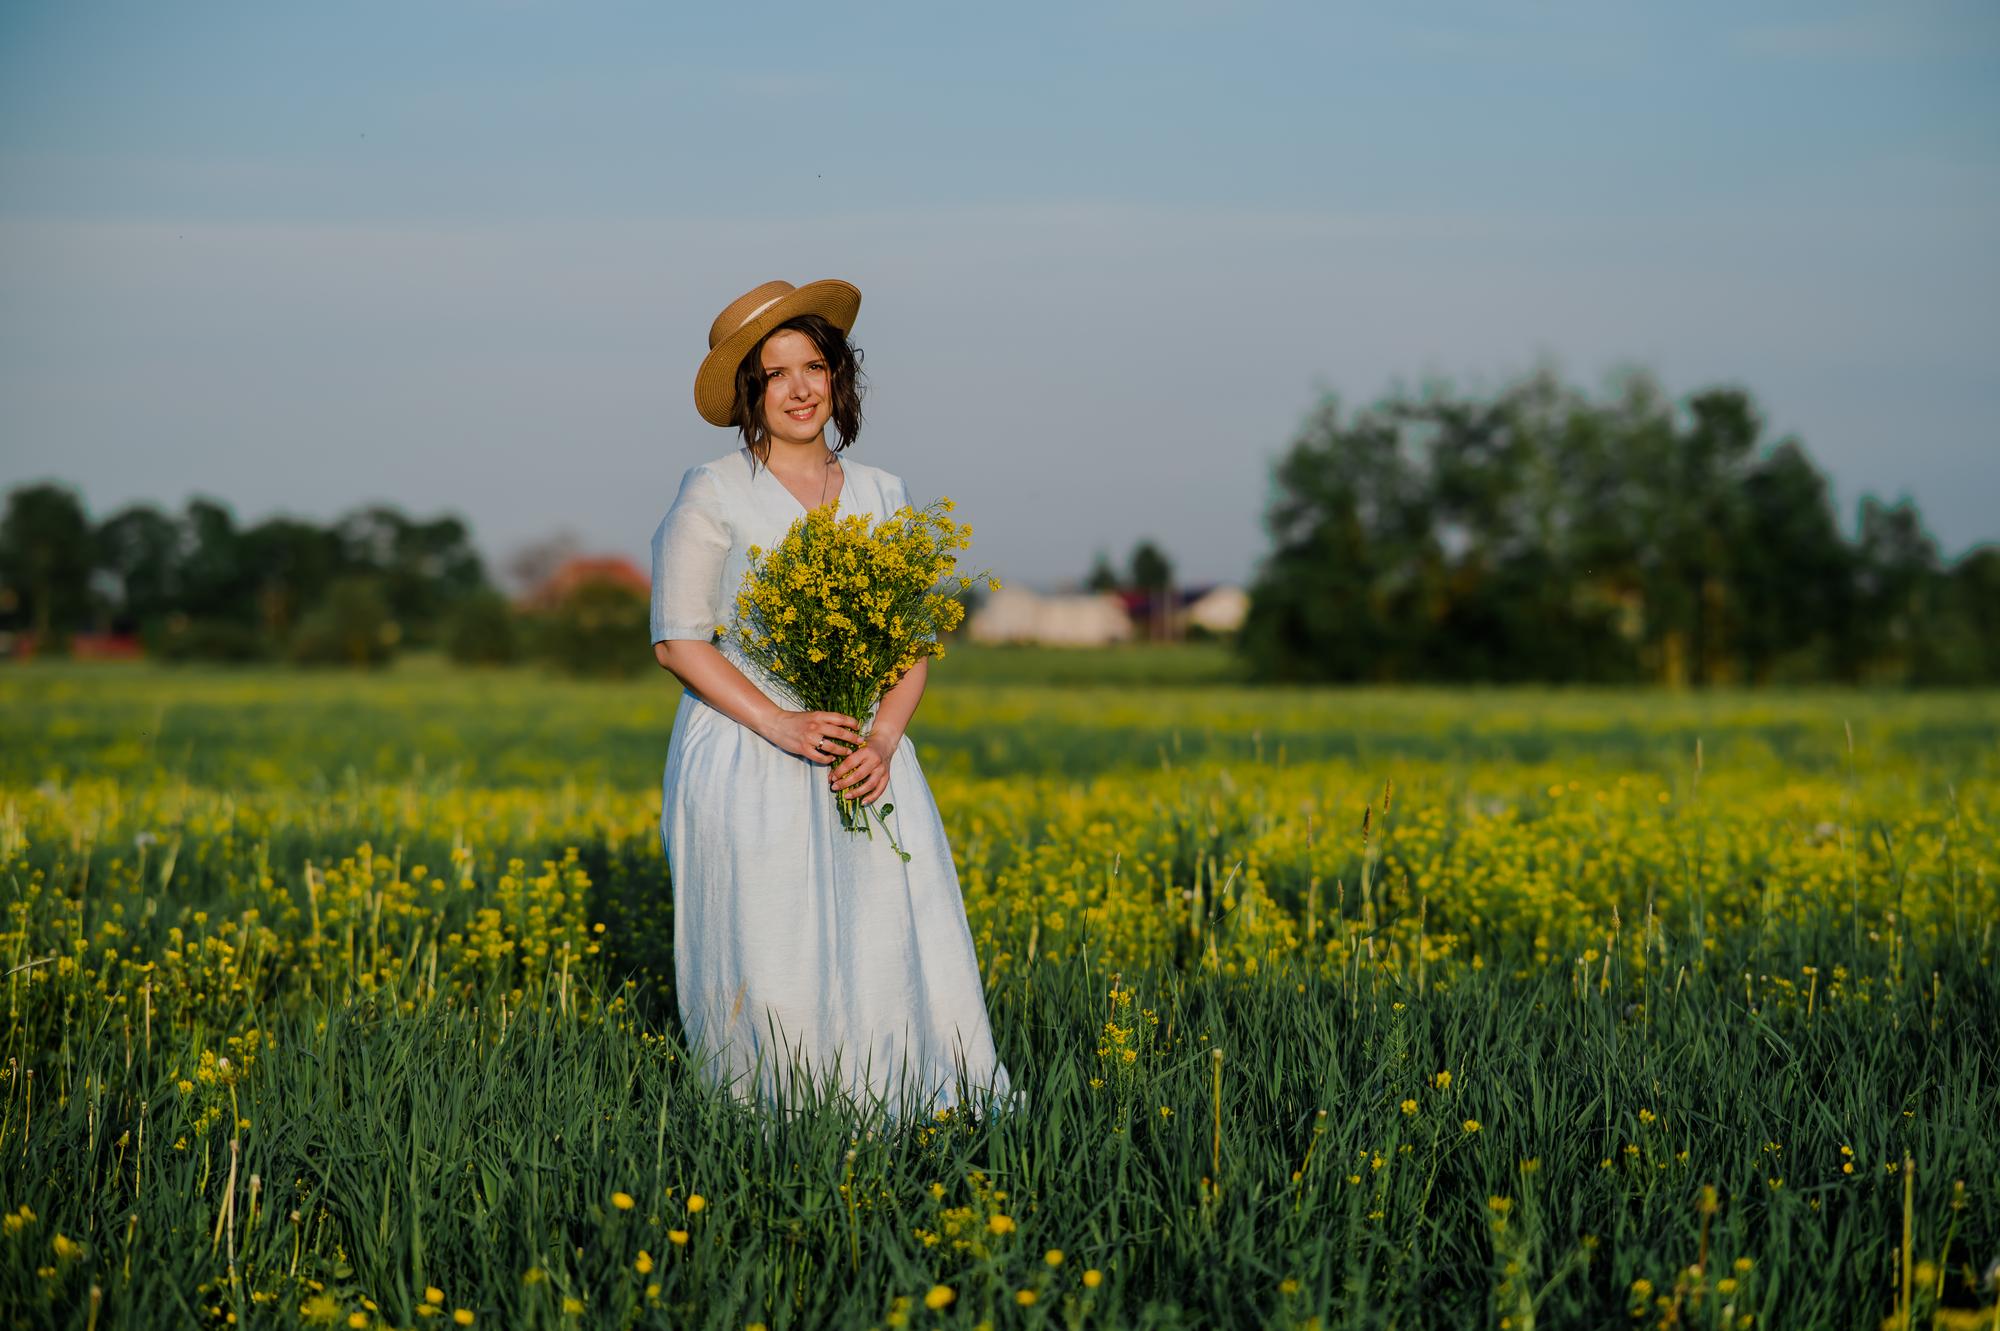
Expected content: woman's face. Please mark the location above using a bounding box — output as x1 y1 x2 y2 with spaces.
758 328 831 448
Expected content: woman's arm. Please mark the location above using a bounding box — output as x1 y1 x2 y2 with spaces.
654 639 862 764
830 657 928 804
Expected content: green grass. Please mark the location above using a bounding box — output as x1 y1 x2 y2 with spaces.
1 660 1995 1329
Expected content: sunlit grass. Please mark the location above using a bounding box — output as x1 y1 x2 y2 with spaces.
1 659 1994 1329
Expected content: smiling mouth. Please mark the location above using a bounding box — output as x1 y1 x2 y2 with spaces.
786 405 818 420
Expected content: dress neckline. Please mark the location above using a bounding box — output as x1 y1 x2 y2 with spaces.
747 445 845 515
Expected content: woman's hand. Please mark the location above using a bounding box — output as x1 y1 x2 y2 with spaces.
760 709 865 765
830 731 897 805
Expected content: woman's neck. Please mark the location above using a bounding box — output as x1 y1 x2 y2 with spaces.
761 436 835 475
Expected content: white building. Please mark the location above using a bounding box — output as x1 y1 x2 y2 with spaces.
1180 585 1249 635
966 589 1134 646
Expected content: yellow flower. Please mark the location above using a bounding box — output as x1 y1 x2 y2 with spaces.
51 1233 84 1261
1016 1289 1038 1306
425 1287 444 1305
562 1295 584 1314
1400 1098 1418 1115
1083 1269 1103 1288
611 1191 635 1211
987 1213 1015 1235
669 1229 689 1246
635 1250 654 1274
1462 1119 1481 1133
1045 1248 1065 1266
453 1312 475 1327
924 1285 955 1310
686 1193 706 1213
1433 1071 1452 1090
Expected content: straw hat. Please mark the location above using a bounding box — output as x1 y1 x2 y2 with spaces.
693 278 862 427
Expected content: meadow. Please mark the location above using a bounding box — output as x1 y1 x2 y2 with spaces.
1 652 1995 1330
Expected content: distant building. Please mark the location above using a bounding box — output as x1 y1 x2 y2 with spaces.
967 589 1134 646
1113 585 1250 640
2 631 144 662
1182 585 1249 635
518 555 650 612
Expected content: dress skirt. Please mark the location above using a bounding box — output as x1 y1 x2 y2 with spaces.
660 673 1018 1125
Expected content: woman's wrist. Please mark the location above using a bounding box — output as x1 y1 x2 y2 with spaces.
749 703 786 743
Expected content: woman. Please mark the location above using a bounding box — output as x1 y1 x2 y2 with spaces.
649 278 1016 1126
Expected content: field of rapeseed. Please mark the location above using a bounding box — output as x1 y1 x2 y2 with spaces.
2 656 1995 1330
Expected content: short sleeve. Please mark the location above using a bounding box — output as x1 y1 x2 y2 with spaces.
882 471 914 515
649 465 732 644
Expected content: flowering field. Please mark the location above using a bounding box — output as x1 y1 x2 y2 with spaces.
2 658 1996 1330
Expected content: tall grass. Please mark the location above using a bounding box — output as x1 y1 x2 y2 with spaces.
1 661 1994 1329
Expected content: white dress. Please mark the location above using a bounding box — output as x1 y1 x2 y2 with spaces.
649 445 1017 1125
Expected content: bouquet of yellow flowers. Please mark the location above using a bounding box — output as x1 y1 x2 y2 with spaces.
729 496 996 847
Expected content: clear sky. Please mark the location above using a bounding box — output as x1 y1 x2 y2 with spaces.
2 0 1996 589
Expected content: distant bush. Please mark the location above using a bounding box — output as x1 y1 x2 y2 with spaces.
531 579 649 678
150 617 274 664
443 589 520 665
289 577 398 667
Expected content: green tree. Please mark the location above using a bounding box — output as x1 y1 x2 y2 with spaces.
1129 541 1172 596
1733 441 1849 681
1662 386 1760 685
1083 551 1121 593
1128 540 1174 639
1847 498 1940 683
177 498 256 627
1239 367 1924 687
337 507 487 644
241 517 343 646
289 576 399 667
532 578 650 678
95 503 183 634
0 482 95 645
1240 394 1438 681
1914 547 2000 684
444 588 520 665
1416 368 1628 680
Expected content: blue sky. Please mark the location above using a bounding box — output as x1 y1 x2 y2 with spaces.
2 0 1996 587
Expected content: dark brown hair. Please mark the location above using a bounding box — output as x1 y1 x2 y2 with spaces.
732 313 866 467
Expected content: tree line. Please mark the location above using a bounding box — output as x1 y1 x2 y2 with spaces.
0 484 505 664
0 485 649 670
1241 366 1998 685
7 360 1993 685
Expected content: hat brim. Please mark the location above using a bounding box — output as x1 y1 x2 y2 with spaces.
693 279 862 427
